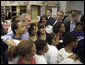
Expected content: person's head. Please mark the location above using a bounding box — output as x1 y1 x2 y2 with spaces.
35 39 48 54
71 11 79 22
66 11 71 17
29 23 37 36
39 15 48 26
19 13 31 28
37 24 46 36
5 40 36 60
57 10 64 22
11 19 26 35
47 9 52 17
53 22 65 33
63 32 78 48
75 22 83 32
71 10 77 14
46 33 60 46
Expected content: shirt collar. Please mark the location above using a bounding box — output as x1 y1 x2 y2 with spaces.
70 20 76 24
48 16 51 19
12 37 21 40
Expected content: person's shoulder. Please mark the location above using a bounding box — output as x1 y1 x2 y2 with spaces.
60 58 83 64
59 58 75 64
59 48 65 53
35 54 47 64
71 30 76 33
49 45 58 51
81 30 84 33
76 59 83 64
64 21 70 24
34 54 43 59
50 17 56 20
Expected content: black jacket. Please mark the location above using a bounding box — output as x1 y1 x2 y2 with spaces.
5 12 11 20
64 21 70 33
47 17 56 26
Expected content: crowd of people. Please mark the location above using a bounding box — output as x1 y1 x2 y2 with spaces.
1 9 84 64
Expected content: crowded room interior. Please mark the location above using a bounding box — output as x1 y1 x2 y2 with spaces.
1 1 84 64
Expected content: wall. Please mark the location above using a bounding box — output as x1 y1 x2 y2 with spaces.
59 1 84 15
59 1 67 14
1 1 28 6
69 1 84 15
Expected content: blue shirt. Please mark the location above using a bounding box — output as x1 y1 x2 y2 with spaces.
70 21 76 32
72 30 84 41
72 30 84 54
1 29 29 43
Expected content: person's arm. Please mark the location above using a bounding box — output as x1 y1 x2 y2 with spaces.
1 31 17 46
59 58 75 64
1 31 13 43
6 39 17 47
68 54 78 60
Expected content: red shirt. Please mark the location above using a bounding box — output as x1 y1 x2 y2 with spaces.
18 58 36 64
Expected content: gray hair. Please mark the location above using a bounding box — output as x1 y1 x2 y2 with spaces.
19 13 30 21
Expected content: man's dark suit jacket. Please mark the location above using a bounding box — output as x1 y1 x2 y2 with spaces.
5 12 11 20
64 21 70 33
47 17 56 26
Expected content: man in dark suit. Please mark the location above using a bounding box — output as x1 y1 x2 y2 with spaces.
64 11 79 33
53 10 64 26
5 9 11 20
47 9 56 26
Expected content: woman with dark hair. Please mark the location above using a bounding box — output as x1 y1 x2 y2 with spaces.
53 22 65 50
39 15 54 34
37 24 46 41
28 23 37 42
34 39 48 64
39 15 49 26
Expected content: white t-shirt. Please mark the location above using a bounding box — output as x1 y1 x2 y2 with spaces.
8 39 21 48
46 25 53 34
59 58 83 64
34 54 47 64
12 39 21 46
57 48 73 63
9 56 19 64
44 44 59 64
